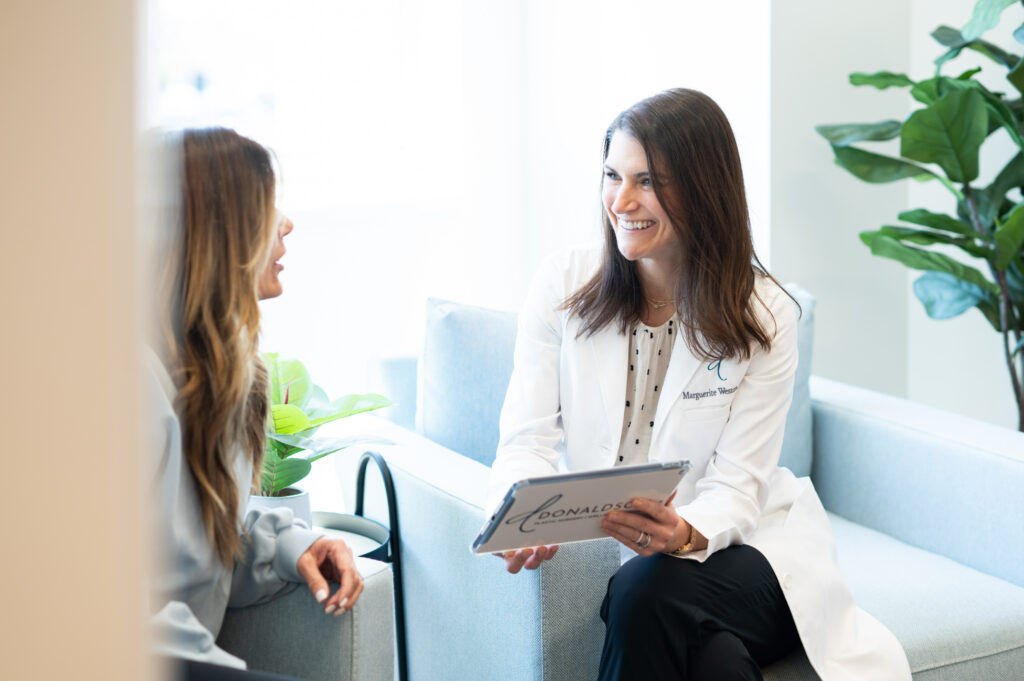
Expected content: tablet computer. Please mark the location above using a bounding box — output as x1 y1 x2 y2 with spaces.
472 460 690 554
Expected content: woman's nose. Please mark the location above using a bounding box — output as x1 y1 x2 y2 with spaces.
280 215 294 237
611 185 636 214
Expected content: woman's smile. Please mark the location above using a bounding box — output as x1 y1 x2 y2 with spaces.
617 218 656 231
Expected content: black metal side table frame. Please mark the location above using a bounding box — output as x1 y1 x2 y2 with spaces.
353 451 407 681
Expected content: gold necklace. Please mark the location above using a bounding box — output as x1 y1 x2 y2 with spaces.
645 297 675 310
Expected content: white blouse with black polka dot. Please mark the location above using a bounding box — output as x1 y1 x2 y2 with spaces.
616 317 676 466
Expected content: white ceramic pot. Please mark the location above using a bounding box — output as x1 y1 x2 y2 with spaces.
248 487 313 528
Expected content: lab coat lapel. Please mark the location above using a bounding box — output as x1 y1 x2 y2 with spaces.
651 329 704 445
588 325 629 454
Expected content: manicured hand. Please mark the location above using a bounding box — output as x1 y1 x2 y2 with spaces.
494 545 559 574
296 537 364 616
602 492 686 557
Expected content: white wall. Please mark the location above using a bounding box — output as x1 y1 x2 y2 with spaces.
906 0 1021 429
771 0 912 397
0 1 151 680
151 0 772 400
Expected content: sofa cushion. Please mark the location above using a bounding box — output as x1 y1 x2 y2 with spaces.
419 285 814 472
830 513 1024 679
419 299 517 466
763 512 1024 680
779 283 815 478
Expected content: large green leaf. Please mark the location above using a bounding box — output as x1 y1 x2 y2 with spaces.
830 144 939 183
849 72 914 89
910 76 1022 145
956 67 984 80
932 25 969 47
815 121 902 146
910 75 965 105
860 232 1000 294
262 352 315 408
901 88 988 182
308 392 392 427
878 226 994 259
913 271 990 319
932 25 1020 70
995 202 1024 268
897 208 977 235
271 403 312 434
261 456 312 496
266 437 302 461
961 0 1018 41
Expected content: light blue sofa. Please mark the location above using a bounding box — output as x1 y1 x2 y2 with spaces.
346 290 1024 681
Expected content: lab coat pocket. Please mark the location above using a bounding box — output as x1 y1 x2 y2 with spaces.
669 403 732 464
679 403 732 423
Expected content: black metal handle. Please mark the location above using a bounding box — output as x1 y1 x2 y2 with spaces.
354 451 407 681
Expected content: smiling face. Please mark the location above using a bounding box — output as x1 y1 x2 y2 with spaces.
257 210 294 300
602 130 681 272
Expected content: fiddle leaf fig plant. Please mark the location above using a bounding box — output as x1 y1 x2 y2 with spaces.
260 352 391 496
817 0 1024 431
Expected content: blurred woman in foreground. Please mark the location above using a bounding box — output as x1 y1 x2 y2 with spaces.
147 128 361 679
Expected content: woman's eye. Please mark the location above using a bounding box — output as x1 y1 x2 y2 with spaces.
604 171 620 181
641 177 652 187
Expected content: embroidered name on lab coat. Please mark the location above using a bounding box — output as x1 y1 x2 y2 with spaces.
681 385 737 401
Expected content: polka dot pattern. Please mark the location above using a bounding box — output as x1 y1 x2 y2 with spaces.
616 314 677 467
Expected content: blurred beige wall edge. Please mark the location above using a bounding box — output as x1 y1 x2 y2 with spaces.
0 1 155 679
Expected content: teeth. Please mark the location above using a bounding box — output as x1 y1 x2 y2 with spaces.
620 220 654 231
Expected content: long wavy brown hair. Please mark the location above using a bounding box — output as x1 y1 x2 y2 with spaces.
564 88 794 361
156 128 276 566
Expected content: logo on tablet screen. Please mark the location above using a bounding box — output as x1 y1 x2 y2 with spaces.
504 494 633 533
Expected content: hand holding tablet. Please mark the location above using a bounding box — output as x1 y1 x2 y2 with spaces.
473 460 691 556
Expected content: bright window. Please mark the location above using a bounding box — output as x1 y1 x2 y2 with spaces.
148 0 770 396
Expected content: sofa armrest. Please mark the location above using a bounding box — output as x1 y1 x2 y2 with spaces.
809 376 1024 588
326 417 621 681
216 557 395 681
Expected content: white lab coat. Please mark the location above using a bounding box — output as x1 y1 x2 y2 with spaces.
488 247 911 681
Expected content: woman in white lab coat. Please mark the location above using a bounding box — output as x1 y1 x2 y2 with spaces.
488 89 910 680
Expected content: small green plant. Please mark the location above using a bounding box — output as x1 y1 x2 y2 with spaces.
816 0 1024 431
260 352 391 496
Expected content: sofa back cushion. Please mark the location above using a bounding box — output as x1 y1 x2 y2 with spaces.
781 283 815 478
418 299 518 466
419 286 815 474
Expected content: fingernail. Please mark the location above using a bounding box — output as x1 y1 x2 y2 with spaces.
333 609 344 617
338 598 348 609
325 604 337 615
315 589 328 603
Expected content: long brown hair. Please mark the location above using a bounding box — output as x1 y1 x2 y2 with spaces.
156 128 276 565
564 88 793 360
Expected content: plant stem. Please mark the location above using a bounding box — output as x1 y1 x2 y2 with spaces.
964 185 1024 431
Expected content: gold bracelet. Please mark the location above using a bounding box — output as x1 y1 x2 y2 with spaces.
671 522 697 556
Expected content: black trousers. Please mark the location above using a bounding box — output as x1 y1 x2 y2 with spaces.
170 658 306 681
597 545 799 681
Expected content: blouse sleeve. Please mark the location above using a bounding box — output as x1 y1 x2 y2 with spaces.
227 506 323 608
675 282 799 556
487 253 569 513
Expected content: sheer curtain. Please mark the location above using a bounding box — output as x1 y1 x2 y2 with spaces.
149 0 769 397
